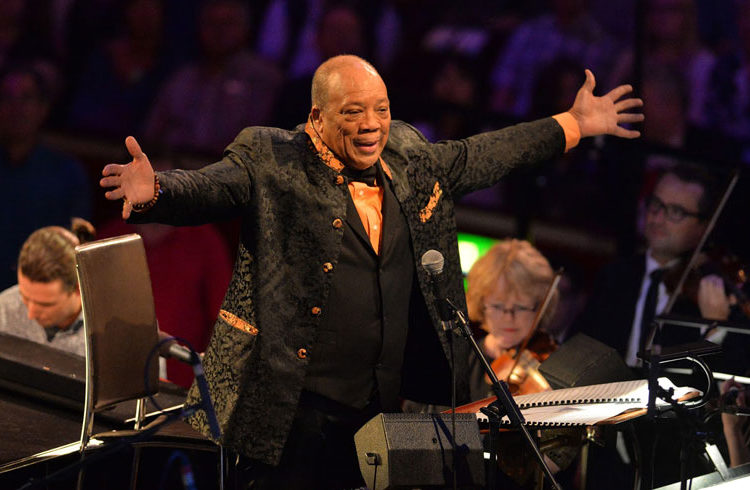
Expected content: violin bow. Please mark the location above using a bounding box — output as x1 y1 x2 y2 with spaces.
664 169 740 315
506 267 564 384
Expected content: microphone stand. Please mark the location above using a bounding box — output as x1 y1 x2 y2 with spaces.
445 299 561 490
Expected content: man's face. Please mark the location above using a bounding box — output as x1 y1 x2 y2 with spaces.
312 62 390 170
644 173 706 262
17 273 81 329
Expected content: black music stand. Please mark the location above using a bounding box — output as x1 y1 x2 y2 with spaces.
638 315 728 490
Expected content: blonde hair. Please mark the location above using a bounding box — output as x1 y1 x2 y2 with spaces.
466 239 558 327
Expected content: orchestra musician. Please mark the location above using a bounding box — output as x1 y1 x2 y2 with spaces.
465 239 559 401
575 162 745 367
465 239 581 488
0 219 95 357
100 54 643 488
574 161 750 488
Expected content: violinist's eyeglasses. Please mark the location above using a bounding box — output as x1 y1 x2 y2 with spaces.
645 195 704 223
484 302 537 318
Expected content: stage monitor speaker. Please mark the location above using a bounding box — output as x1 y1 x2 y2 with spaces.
539 333 635 389
354 413 484 490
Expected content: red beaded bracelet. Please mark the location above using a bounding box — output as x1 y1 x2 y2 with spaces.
132 174 161 213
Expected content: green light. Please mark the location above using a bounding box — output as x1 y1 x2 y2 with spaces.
457 232 499 290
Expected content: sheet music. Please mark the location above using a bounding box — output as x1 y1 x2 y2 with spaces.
472 378 701 426
513 377 692 408
477 403 646 426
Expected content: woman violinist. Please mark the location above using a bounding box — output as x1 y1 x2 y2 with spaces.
465 239 581 487
465 239 559 401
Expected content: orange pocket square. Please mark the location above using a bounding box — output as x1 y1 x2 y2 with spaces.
419 181 443 223
220 309 258 335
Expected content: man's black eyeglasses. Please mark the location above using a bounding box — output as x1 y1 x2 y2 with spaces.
645 194 704 223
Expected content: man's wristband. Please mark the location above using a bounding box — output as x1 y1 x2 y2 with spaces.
131 173 161 213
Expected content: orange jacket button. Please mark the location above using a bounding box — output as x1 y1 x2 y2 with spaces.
311 306 322 316
335 175 345 185
332 218 343 229
297 348 307 359
322 262 333 273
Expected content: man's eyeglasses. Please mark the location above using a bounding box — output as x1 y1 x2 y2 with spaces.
645 195 704 223
484 302 537 318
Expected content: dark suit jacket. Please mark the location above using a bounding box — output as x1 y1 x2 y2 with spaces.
131 118 566 464
576 255 647 358
575 254 704 360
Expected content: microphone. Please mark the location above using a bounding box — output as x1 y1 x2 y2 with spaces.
158 330 194 364
421 249 454 329
163 342 195 364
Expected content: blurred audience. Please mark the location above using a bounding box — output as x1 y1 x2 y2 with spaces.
489 0 621 118
609 0 716 131
144 0 282 153
701 0 750 163
0 62 91 290
65 0 174 139
255 0 405 79
273 4 367 130
254 0 325 79
410 54 486 142
0 0 54 69
62 1 130 63
637 64 739 164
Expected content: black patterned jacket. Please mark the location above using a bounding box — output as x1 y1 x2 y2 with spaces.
133 118 566 464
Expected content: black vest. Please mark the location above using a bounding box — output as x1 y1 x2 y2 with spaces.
304 169 414 411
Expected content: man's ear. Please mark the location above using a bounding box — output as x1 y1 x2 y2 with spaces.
310 106 322 129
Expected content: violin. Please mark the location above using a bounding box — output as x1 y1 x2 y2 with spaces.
489 330 558 395
654 168 750 324
662 248 750 320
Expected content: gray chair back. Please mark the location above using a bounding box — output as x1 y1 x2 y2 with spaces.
75 234 159 427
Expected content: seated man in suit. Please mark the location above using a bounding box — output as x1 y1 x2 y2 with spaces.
576 162 736 366
575 162 749 489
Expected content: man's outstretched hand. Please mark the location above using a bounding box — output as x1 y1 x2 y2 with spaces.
569 69 644 139
100 136 155 219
